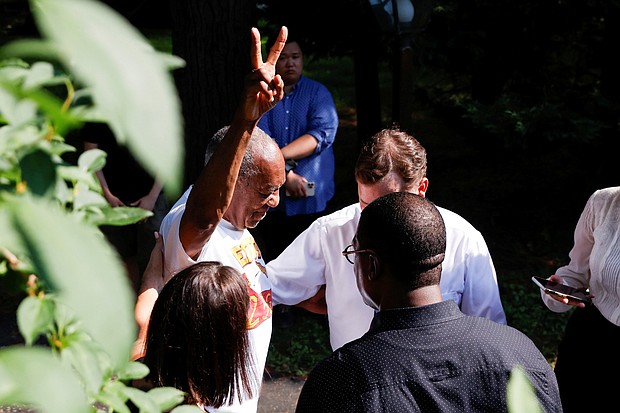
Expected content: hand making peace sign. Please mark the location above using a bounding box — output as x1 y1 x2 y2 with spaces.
240 26 288 122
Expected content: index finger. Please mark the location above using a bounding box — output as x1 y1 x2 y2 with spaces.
265 26 288 66
250 27 262 69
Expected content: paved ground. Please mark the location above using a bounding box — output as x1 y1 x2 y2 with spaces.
258 375 305 413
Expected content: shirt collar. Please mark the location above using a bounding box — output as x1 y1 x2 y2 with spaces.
369 300 463 333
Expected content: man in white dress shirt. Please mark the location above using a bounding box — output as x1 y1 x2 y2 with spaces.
267 128 507 350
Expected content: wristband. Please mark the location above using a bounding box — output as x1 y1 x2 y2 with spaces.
285 159 297 174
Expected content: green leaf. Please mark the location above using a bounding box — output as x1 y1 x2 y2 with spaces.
157 52 186 71
2 195 136 369
170 405 204 413
123 386 160 413
54 175 72 205
16 295 55 346
0 39 62 63
96 391 131 413
73 183 108 210
0 81 38 126
97 206 153 226
20 148 57 198
77 147 106 173
148 387 188 412
0 346 86 413
32 0 183 198
61 340 106 396
0 123 41 154
507 365 544 413
0 208 27 258
0 72 80 135
57 164 100 190
118 360 150 381
22 61 60 90
48 139 77 157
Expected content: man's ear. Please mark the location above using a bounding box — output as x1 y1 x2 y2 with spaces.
367 253 381 281
417 177 429 197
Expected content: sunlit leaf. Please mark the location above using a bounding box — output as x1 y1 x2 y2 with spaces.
0 82 38 126
96 206 153 226
96 391 131 413
99 380 131 413
118 360 150 381
3 195 136 368
0 346 86 413
0 123 41 153
23 61 61 90
77 147 106 173
507 365 544 413
1 61 81 134
0 39 61 63
123 386 160 413
148 387 189 412
32 0 183 198
54 175 72 205
73 182 108 210
157 52 186 71
57 164 100 190
16 295 54 346
170 405 203 413
48 139 76 157
61 340 106 396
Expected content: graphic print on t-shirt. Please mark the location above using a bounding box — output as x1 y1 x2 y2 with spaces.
233 237 272 330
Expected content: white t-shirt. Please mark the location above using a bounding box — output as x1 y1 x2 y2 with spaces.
160 187 272 413
268 202 506 350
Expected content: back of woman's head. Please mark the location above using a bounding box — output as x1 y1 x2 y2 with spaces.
143 261 254 408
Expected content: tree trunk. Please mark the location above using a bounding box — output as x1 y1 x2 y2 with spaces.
353 3 383 145
170 0 257 187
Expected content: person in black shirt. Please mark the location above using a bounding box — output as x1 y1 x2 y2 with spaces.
81 122 168 293
296 192 562 413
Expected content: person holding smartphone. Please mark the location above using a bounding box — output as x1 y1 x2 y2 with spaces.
538 186 620 413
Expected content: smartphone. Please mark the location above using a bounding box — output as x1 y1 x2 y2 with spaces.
531 276 591 304
286 181 315 197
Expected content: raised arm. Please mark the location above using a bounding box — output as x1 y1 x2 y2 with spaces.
179 26 287 259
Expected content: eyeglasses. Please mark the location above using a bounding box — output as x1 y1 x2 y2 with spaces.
341 244 374 265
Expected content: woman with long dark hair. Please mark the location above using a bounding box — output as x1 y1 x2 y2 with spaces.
142 260 255 410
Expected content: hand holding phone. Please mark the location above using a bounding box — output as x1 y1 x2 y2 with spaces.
531 276 592 305
285 181 315 197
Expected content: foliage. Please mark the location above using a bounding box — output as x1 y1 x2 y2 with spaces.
460 97 607 150
267 309 331 377
0 0 192 411
499 273 570 365
260 0 620 149
411 0 620 148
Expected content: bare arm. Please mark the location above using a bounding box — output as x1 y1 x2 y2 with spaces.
280 133 318 160
132 233 166 360
296 284 328 314
179 26 288 259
